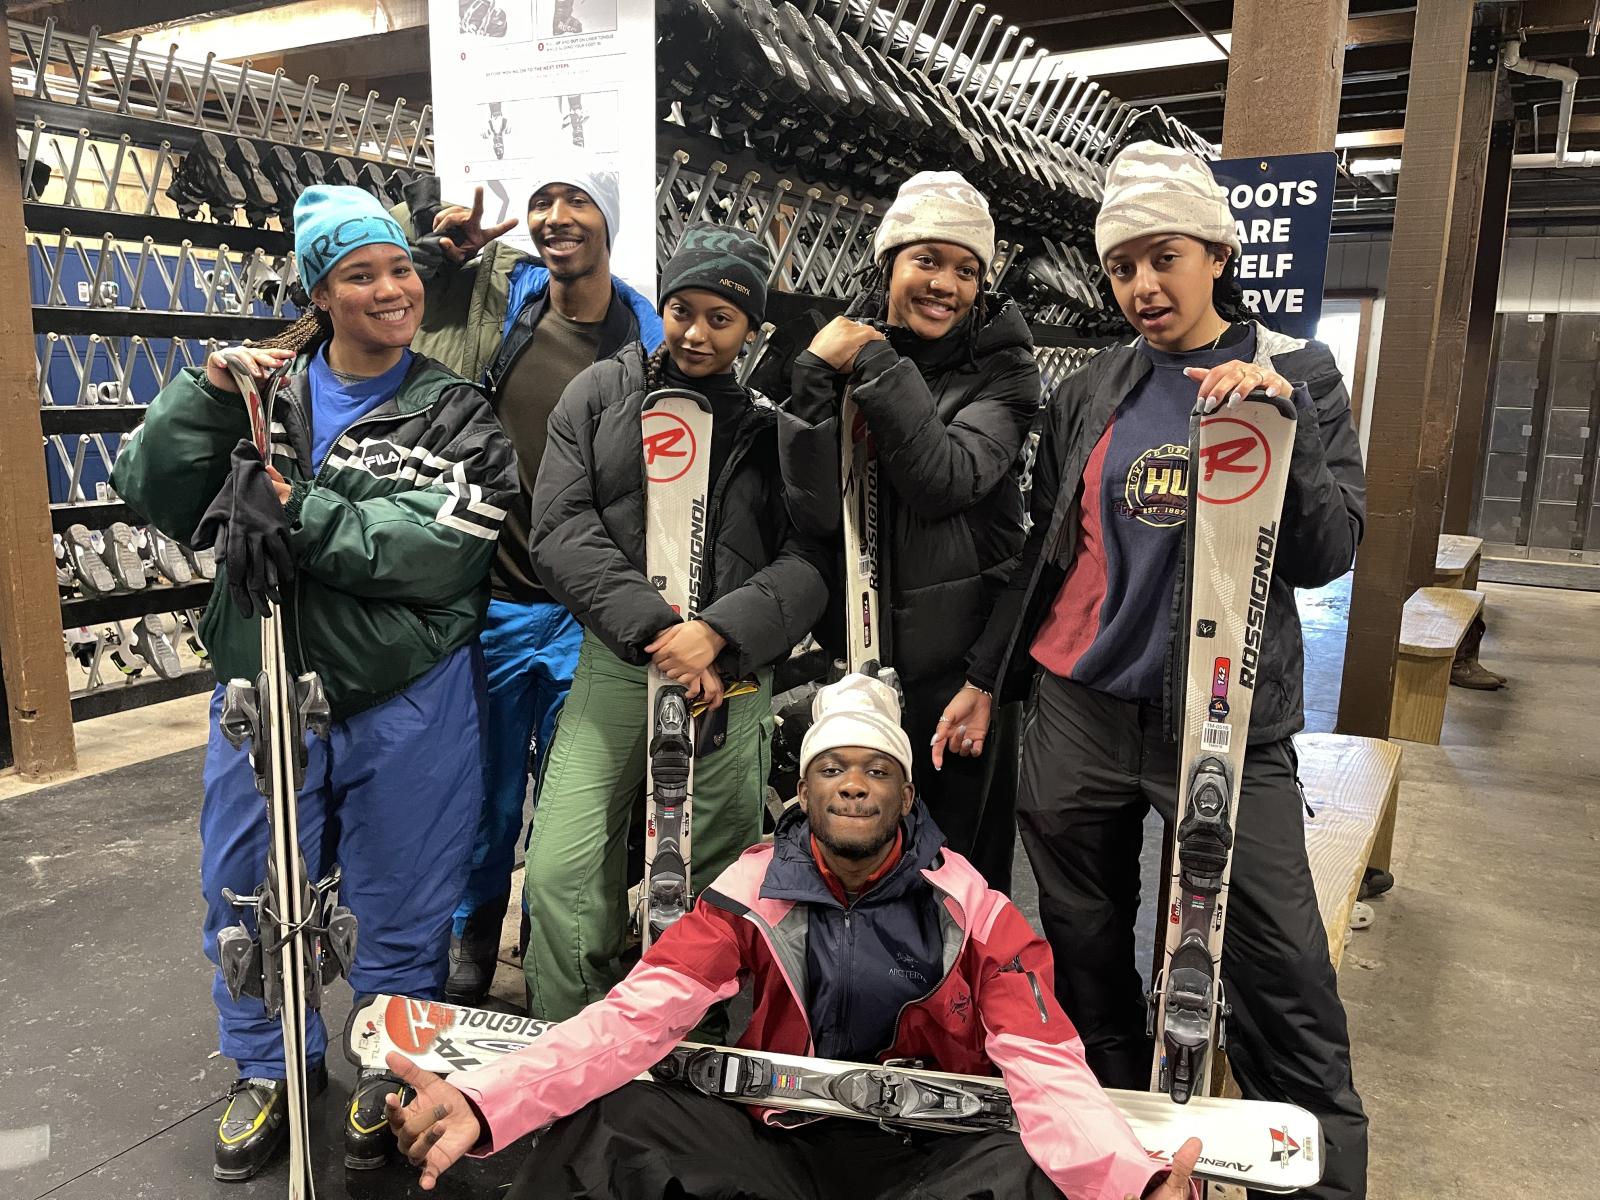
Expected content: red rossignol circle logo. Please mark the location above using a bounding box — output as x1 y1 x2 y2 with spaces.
1195 416 1271 505
384 996 455 1054
642 410 699 484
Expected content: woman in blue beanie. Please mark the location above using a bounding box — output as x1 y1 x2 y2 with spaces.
517 224 827 1028
111 185 516 1180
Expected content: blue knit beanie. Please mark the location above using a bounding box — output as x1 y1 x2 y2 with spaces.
294 185 410 290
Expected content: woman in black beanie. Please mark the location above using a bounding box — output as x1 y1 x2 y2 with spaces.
518 224 827 1023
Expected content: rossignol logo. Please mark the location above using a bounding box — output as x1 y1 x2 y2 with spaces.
1196 417 1272 505
688 495 708 610
1239 521 1277 689
357 438 403 477
642 410 699 484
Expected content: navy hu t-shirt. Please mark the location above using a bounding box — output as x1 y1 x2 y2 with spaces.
1031 324 1256 701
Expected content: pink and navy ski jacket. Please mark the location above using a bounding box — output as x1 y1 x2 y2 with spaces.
453 804 1177 1200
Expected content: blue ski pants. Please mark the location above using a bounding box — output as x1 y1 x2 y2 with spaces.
199 646 486 1077
453 598 582 932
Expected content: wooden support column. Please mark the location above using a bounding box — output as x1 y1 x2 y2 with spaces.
0 14 76 777
1443 113 1516 535
1221 0 1349 156
1404 47 1504 590
1336 0 1476 739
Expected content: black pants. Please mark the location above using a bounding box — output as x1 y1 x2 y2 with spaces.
901 668 1022 893
1017 672 1368 1200
509 1082 1057 1200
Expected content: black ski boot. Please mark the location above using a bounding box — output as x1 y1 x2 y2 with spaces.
344 1066 413 1169
214 1060 328 1181
445 899 506 1006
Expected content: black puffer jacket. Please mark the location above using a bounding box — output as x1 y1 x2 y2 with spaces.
529 343 828 678
778 297 1041 683
967 322 1366 745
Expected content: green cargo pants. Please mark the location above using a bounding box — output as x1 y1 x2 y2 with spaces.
523 632 772 1020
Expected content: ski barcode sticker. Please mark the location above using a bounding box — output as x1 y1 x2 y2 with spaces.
1200 722 1232 753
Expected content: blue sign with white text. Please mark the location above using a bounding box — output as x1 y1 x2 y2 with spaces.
1209 152 1337 341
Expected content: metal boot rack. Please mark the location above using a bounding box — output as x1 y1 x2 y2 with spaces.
13 19 433 720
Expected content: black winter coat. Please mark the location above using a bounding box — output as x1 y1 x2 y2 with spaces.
967 322 1366 745
528 343 828 679
778 297 1041 684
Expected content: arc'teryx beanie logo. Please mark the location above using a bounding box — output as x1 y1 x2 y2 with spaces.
659 223 772 325
294 185 410 290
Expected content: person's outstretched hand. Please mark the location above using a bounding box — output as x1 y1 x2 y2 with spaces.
383 1051 483 1191
1133 1137 1202 1199
929 683 992 769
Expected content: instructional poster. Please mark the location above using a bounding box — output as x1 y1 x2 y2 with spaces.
430 0 655 295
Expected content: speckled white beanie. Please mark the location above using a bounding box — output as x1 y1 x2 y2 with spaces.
1095 140 1240 262
873 170 996 270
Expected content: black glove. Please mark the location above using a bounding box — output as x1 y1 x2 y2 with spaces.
192 440 295 619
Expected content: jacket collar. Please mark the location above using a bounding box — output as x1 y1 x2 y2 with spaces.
760 800 945 910
504 259 665 354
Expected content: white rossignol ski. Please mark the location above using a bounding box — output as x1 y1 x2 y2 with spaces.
1150 392 1298 1105
639 387 714 946
213 351 355 1198
839 380 895 690
351 994 1324 1194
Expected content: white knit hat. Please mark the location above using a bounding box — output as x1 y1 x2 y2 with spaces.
873 170 996 270
526 159 621 249
1094 141 1240 262
799 673 915 780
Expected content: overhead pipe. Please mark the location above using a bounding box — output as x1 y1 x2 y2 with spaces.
1503 37 1582 166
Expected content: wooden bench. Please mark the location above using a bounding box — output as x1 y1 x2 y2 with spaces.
1295 732 1404 969
1389 586 1485 744
1434 534 1484 590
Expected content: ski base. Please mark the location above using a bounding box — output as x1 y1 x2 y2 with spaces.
351 995 1324 1194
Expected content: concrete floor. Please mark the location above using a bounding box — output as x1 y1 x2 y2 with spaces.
1 576 1595 1197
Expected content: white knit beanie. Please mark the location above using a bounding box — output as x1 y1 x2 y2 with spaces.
526 159 621 248
873 170 996 270
1094 141 1240 262
799 673 915 780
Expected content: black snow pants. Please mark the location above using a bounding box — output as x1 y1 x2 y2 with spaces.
1017 671 1368 1200
508 1081 1058 1200
901 666 1022 894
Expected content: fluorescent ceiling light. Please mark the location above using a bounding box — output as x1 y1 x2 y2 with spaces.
1037 32 1233 79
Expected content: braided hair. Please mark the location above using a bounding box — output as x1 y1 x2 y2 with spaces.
643 342 672 391
248 289 332 355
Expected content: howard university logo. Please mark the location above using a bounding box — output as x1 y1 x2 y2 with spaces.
1118 442 1189 527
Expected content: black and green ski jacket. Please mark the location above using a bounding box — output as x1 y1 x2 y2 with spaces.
111 352 517 719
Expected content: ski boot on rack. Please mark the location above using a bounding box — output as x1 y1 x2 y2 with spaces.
262 146 303 227
324 156 361 190
63 523 117 595
297 151 329 191
130 613 184 680
103 522 147 592
225 138 279 227
168 131 249 221
182 543 219 581
353 162 391 202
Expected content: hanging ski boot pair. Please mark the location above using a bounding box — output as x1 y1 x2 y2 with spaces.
168 131 249 221
212 1063 414 1178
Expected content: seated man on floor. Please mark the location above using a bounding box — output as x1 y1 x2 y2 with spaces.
381 673 1200 1200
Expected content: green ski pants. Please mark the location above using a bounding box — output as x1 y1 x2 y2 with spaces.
523 632 772 1020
